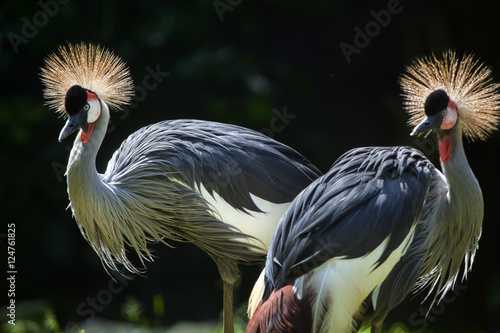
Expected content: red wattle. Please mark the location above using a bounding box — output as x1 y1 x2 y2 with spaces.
86 91 98 101
439 136 452 163
80 124 95 144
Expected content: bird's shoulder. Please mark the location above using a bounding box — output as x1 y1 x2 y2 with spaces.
104 119 322 211
327 146 433 180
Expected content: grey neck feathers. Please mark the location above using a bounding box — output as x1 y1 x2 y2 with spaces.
439 127 483 227
67 102 109 181
424 125 483 301
64 103 133 271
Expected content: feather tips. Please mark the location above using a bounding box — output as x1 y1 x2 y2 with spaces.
400 50 500 141
40 42 134 117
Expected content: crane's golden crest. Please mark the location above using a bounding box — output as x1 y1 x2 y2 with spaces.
400 51 500 141
40 42 134 117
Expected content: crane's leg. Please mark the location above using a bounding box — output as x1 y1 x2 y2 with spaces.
371 324 382 333
214 257 238 333
223 280 234 333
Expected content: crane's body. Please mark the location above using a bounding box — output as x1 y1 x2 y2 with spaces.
247 52 498 333
66 116 320 274
248 144 481 333
41 43 322 333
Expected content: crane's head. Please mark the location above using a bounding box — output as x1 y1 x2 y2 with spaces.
410 89 458 136
58 85 102 143
400 51 500 141
40 42 134 143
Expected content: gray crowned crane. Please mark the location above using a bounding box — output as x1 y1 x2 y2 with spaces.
40 43 322 332
246 51 499 333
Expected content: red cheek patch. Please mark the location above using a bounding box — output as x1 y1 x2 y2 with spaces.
439 135 452 163
80 123 95 144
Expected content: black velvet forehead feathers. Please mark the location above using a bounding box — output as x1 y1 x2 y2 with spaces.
424 89 449 116
64 85 87 115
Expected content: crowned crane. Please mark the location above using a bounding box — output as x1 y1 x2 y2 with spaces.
40 43 322 332
246 51 499 333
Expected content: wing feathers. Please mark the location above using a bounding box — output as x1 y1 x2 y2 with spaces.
263 146 432 296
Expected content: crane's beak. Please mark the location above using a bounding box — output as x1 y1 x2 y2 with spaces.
410 114 442 136
58 112 87 142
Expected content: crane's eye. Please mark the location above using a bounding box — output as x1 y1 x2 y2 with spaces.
83 103 90 111
441 109 447 116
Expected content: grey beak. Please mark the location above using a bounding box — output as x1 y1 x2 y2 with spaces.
58 112 87 142
410 114 442 136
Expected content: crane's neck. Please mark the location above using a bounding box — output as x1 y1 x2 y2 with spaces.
66 102 110 192
438 128 482 208
432 126 483 283
63 103 140 273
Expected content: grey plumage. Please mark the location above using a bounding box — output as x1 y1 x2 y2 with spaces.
262 147 432 300
75 118 321 278
247 146 437 332
41 43 322 333
108 119 320 212
364 125 484 331
248 140 483 333
247 51 495 333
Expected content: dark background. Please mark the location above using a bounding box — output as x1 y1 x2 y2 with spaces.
1 0 500 332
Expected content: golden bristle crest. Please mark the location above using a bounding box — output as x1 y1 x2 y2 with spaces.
400 50 500 141
40 42 134 117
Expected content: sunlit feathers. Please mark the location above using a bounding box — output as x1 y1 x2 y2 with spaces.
40 42 134 117
400 51 500 141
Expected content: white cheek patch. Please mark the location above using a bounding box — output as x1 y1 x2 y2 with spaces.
441 108 457 130
441 100 458 130
86 92 102 124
